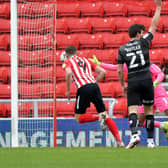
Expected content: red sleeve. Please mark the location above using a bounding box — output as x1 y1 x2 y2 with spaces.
62 59 71 70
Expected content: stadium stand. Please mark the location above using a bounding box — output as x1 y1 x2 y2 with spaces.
0 0 168 118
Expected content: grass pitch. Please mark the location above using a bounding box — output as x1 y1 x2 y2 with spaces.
0 147 167 168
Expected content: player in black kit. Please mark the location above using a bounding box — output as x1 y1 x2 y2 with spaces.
117 0 162 149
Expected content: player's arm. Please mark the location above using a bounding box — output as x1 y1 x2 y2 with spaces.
150 63 165 88
117 64 125 87
118 64 127 97
95 66 106 83
148 0 162 36
65 67 72 99
89 55 128 72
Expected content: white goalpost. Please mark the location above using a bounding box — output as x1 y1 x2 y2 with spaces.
11 0 19 147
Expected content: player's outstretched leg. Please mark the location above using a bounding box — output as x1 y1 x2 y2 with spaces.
77 113 99 123
99 112 124 147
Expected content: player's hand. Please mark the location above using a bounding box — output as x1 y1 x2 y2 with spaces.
154 0 162 7
89 55 101 66
153 80 159 88
65 90 70 99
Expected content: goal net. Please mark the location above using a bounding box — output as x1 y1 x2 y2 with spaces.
17 0 56 147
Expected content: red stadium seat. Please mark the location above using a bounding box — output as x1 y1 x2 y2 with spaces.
56 34 79 49
56 82 66 98
89 17 116 33
18 18 53 34
0 19 10 33
19 34 53 50
149 49 164 68
56 82 76 98
98 82 115 97
112 81 126 98
0 34 10 50
17 3 33 17
65 17 92 33
87 49 117 64
80 1 104 17
0 3 10 19
18 103 34 117
86 101 109 114
152 33 168 48
0 103 9 117
105 70 119 82
31 3 54 17
56 65 65 82
113 17 135 33
76 33 103 49
31 66 53 83
16 67 30 82
38 102 53 117
162 49 168 64
77 49 92 59
161 1 168 15
102 32 129 48
56 102 75 116
113 97 128 118
18 83 41 99
18 50 44 65
0 83 10 98
103 1 127 17
18 34 53 50
18 2 54 17
160 15 168 32
0 66 10 83
38 83 53 98
31 34 53 50
0 51 10 65
57 2 80 17
126 1 152 16
43 50 54 66
18 35 32 50
18 67 32 82
56 18 69 34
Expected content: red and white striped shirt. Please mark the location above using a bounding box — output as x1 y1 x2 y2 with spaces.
63 55 97 88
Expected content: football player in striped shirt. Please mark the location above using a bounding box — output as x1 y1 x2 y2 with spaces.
61 45 124 147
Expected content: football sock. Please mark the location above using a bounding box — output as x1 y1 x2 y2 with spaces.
78 114 99 123
142 120 161 128
129 113 138 135
146 115 154 139
105 118 122 142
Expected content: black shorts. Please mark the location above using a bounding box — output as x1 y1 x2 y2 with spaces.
75 83 106 114
127 79 154 106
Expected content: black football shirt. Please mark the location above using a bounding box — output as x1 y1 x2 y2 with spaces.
118 32 153 82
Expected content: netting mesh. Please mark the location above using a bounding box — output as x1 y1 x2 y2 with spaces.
17 1 56 147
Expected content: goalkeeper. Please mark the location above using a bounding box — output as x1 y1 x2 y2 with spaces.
90 55 168 139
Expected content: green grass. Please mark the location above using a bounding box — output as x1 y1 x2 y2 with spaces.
0 147 167 168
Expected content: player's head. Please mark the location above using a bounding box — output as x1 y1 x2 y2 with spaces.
65 45 77 57
60 45 77 62
128 24 145 39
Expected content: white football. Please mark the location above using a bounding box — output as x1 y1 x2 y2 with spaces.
60 51 67 62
